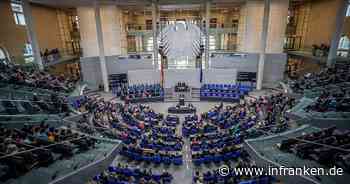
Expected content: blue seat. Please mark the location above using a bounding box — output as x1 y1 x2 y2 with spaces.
173 157 183 165
203 155 212 163
134 153 142 161
153 155 161 164
152 174 162 182
108 166 116 173
93 175 100 181
193 158 204 166
213 155 223 163
143 155 152 162
162 156 171 165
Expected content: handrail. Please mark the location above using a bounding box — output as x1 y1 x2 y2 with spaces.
0 98 71 105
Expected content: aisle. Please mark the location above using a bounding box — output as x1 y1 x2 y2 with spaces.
172 114 193 184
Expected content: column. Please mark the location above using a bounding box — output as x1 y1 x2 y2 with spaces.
22 0 43 69
136 36 143 52
220 34 225 50
135 36 140 52
139 36 143 52
327 0 348 66
204 0 211 69
152 2 159 69
78 6 125 57
94 3 109 92
256 0 271 90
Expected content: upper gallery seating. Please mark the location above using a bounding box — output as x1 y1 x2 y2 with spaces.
93 164 173 184
0 94 69 115
174 82 189 92
41 48 61 64
200 84 253 101
0 62 77 93
304 90 350 112
290 64 350 94
277 126 350 172
126 83 164 102
0 123 96 181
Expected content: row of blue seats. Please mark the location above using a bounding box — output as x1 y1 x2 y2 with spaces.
166 115 180 123
195 174 274 184
128 84 162 90
150 132 181 142
163 119 178 127
152 127 175 135
201 89 250 94
185 115 198 122
93 167 172 184
70 96 87 109
202 84 253 90
128 90 164 94
127 83 163 96
239 177 275 184
107 166 172 183
121 113 142 127
140 142 182 151
191 137 240 151
182 122 218 137
201 92 242 99
192 151 240 165
182 124 218 137
120 149 183 165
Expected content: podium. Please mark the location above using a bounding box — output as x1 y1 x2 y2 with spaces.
179 97 185 106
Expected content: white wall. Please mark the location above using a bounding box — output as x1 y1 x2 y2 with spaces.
164 69 201 88
128 69 160 85
126 68 238 87
162 69 238 88
210 53 259 72
204 69 237 84
106 56 154 74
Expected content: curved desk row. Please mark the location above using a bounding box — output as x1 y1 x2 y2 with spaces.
168 106 196 114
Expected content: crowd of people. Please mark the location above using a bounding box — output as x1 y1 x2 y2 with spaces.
181 93 294 166
0 62 77 93
0 93 69 115
41 48 61 64
278 126 350 172
305 90 350 112
184 93 294 138
291 65 350 93
0 122 96 181
87 100 184 166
